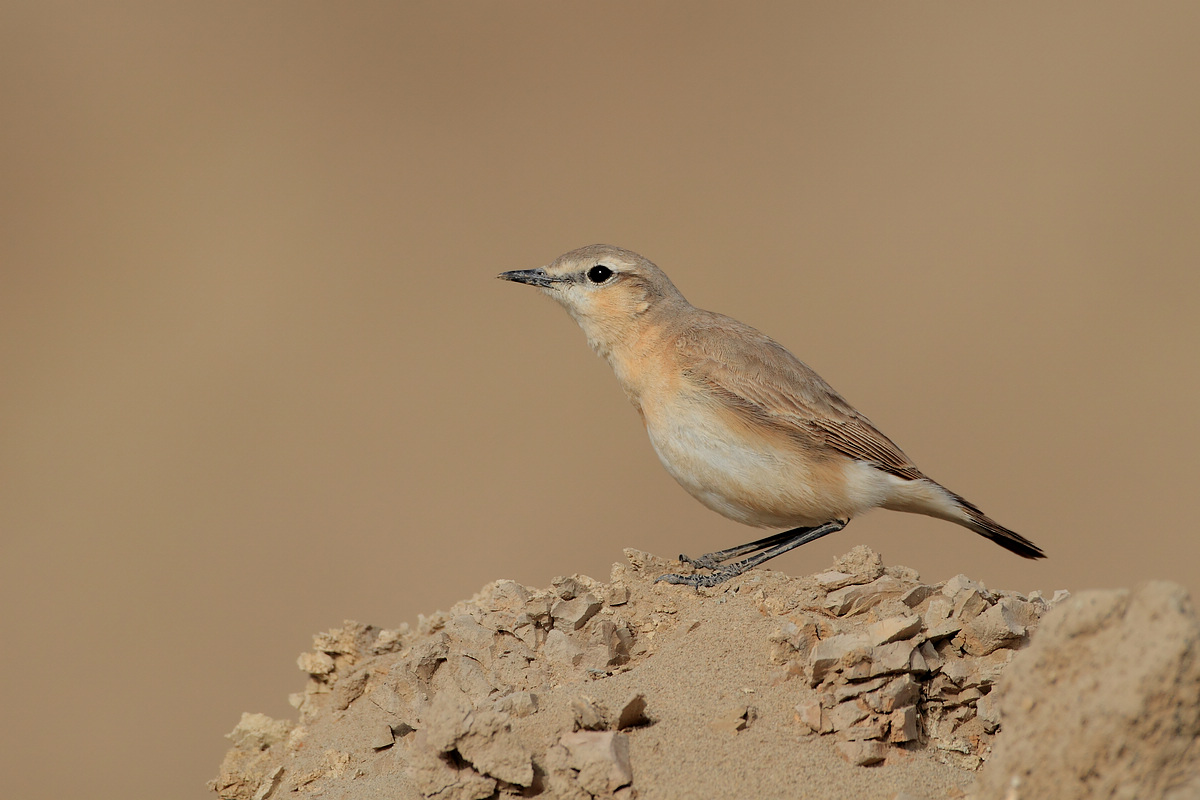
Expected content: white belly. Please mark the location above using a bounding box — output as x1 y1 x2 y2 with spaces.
643 398 890 528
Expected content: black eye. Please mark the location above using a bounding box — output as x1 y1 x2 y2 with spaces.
587 265 614 283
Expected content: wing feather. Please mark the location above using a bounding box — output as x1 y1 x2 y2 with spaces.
675 315 925 482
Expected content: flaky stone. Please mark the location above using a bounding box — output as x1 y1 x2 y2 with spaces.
889 706 919 743
957 599 1027 656
866 613 922 646
559 731 633 795
552 593 603 630
825 576 908 616
835 739 888 766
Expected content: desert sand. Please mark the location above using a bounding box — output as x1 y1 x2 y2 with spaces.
211 548 1200 800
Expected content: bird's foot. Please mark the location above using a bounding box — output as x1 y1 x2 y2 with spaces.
654 566 743 588
676 552 721 571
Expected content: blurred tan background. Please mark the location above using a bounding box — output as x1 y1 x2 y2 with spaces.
2 3 1197 798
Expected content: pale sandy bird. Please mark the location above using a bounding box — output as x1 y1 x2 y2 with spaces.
500 245 1044 587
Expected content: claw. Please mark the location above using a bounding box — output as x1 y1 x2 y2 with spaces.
678 553 720 570
655 568 739 588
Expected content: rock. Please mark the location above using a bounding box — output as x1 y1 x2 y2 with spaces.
952 589 991 623
409 635 450 682
814 570 858 590
888 706 919 743
552 576 588 600
312 621 375 657
605 583 630 606
901 584 936 607
923 593 953 621
422 693 534 787
212 549 1088 796
225 713 291 751
434 655 495 701
922 617 963 642
834 675 889 702
917 640 942 672
975 693 1000 734
368 721 395 750
544 629 585 667
810 633 871 684
886 565 922 583
873 674 920 713
710 704 757 733
843 716 888 741
963 648 1015 689
572 696 611 731
826 700 869 729
835 739 888 766
866 613 922 646
371 626 408 654
332 668 369 710
621 548 672 572
908 644 930 674
939 653 973 686
494 691 538 718
941 575 992 603
486 580 532 611
833 545 886 584
971 582 1200 800
423 692 474 754
587 619 633 667
250 766 282 800
825 576 908 616
296 651 335 677
957 599 1027 656
409 748 496 800
365 681 409 716
552 593 603 630
842 639 917 681
444 616 496 659
559 731 633 795
615 693 650 729
769 616 820 665
454 709 534 787
795 697 824 733
768 620 802 664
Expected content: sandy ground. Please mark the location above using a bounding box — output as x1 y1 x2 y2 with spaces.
211 548 1200 799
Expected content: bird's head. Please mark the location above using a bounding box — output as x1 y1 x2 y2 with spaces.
499 244 686 359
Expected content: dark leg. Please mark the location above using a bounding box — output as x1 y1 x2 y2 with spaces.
656 520 848 588
677 527 817 570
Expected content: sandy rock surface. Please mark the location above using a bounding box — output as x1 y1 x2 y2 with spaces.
968 581 1200 800
211 547 1199 800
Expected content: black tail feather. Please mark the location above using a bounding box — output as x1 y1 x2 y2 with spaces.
952 493 1046 559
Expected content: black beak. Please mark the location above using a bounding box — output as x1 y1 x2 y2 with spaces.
498 268 560 288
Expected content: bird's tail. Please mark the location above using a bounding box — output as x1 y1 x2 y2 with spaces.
949 491 1046 559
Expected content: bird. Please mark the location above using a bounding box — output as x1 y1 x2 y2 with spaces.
499 244 1044 587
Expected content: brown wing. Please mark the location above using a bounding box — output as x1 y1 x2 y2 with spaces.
675 314 925 482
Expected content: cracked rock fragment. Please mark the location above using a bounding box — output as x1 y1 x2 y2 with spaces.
836 739 888 766
824 576 908 616
957 599 1028 656
409 749 497 800
615 693 650 730
559 731 634 795
710 704 757 734
553 593 603 630
572 696 612 731
422 693 534 787
866 613 922 647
